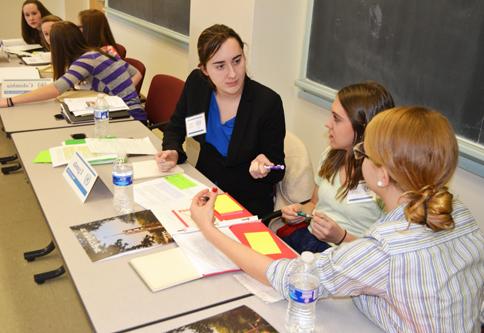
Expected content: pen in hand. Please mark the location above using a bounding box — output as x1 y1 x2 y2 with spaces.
296 211 313 218
263 164 285 171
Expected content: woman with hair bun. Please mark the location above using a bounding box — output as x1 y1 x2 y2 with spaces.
190 106 484 332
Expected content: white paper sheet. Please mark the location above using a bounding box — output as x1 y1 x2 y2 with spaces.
49 144 117 167
86 137 158 155
133 175 208 210
173 227 240 276
0 67 40 81
63 95 128 114
132 160 184 180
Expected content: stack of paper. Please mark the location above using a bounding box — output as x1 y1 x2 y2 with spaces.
130 227 240 292
130 221 297 292
21 51 51 65
0 67 40 81
1 38 43 54
85 137 158 155
63 95 128 116
132 160 184 180
49 144 117 167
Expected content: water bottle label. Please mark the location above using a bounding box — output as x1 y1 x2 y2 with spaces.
289 285 318 303
113 174 133 186
95 110 109 120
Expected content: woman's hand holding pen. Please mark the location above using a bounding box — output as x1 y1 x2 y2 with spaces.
281 203 307 224
249 153 273 179
190 188 218 233
155 150 178 172
310 211 346 244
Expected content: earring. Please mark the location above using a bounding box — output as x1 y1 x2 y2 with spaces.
377 180 384 187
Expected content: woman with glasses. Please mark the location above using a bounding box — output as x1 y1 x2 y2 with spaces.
190 106 484 332
278 82 395 253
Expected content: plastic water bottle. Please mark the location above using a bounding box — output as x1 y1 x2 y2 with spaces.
93 94 109 138
112 153 134 215
285 251 319 333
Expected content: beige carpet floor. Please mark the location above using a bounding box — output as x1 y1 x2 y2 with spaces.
0 129 92 333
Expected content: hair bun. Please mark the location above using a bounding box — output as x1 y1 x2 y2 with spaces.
403 185 455 231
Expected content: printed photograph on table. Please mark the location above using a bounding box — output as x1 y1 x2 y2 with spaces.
71 209 173 262
166 305 277 333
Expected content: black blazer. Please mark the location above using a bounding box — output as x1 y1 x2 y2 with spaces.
163 69 286 216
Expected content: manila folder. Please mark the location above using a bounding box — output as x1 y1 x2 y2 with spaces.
130 247 201 292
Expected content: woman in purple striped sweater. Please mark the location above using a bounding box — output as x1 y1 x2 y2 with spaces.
0 21 145 121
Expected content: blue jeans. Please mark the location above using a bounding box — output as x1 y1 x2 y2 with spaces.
282 227 331 254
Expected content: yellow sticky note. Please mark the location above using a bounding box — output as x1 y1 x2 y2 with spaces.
245 231 281 255
215 194 243 214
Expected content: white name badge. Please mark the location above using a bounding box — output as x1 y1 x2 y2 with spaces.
62 152 98 202
346 181 375 204
1 78 52 98
185 113 207 137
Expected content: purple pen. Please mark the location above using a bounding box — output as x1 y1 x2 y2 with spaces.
264 164 285 171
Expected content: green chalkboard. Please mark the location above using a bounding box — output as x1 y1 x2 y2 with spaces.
107 0 190 36
307 0 484 145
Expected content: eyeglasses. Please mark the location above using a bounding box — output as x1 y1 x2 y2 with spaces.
353 142 369 160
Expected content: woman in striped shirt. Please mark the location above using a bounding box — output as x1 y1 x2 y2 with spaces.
78 9 121 58
190 106 484 332
0 22 145 121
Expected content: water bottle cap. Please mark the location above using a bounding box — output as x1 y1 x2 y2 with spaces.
300 251 315 263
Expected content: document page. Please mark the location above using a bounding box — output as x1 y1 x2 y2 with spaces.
132 160 184 180
173 227 240 276
0 67 40 80
134 174 208 210
86 137 158 155
49 144 116 167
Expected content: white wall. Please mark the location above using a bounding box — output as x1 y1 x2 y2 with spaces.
108 15 190 96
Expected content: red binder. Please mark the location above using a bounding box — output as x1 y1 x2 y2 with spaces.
229 222 298 260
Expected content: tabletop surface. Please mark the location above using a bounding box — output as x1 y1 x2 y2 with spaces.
11 121 251 333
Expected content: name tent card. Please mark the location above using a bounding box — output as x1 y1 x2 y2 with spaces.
1 79 53 98
62 152 98 202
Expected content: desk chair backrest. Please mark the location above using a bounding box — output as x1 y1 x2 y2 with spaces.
115 43 127 59
262 131 314 227
145 74 185 128
125 57 146 95
275 131 314 210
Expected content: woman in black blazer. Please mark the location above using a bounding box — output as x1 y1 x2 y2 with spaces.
157 24 285 217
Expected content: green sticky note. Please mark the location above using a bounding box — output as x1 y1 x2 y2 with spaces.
33 150 52 163
64 138 86 145
245 231 281 255
165 174 196 190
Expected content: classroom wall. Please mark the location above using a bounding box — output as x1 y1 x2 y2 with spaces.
108 15 190 97
108 0 484 228
2 0 483 227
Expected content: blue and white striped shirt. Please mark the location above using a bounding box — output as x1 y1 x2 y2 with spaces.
267 199 484 332
53 51 145 121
